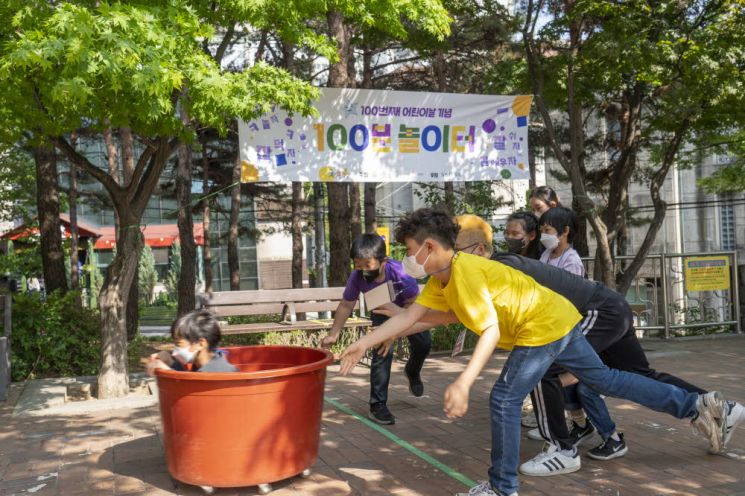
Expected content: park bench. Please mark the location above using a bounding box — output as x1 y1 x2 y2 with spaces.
0 294 11 402
198 287 372 336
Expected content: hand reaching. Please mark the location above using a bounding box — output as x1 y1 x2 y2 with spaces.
321 332 339 349
443 380 470 419
339 342 366 376
376 338 394 357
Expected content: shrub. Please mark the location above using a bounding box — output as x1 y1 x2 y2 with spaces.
10 290 100 381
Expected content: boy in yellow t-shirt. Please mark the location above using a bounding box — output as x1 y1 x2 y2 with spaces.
340 208 726 496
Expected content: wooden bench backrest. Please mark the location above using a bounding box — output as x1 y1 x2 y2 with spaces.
201 287 358 318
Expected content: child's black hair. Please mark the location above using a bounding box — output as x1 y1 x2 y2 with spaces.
507 211 542 260
529 185 562 208
350 233 387 261
539 207 577 243
394 207 459 249
170 309 222 351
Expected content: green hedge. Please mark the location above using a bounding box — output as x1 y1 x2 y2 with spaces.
10 291 100 381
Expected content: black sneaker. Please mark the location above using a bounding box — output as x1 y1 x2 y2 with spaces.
369 403 395 425
568 420 597 447
587 433 628 460
404 362 424 397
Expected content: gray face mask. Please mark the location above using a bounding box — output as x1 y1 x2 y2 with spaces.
505 237 526 253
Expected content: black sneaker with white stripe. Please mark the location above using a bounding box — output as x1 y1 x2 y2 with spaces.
568 420 597 447
519 443 581 476
587 433 628 460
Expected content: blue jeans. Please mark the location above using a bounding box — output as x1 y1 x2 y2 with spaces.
562 382 617 439
488 325 699 495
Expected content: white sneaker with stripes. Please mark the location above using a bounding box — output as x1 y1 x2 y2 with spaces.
519 443 581 477
725 400 745 447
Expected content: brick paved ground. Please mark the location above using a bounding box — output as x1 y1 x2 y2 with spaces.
2 336 745 495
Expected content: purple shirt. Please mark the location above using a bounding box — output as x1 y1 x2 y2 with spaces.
342 258 419 306
540 246 586 278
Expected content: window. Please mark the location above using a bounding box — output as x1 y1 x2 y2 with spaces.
720 202 735 251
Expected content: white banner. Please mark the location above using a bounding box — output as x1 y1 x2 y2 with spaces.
238 88 532 183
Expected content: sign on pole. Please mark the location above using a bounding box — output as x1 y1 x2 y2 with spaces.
239 88 532 183
684 256 731 292
376 226 391 256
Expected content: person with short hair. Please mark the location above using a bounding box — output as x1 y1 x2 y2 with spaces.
340 207 734 496
145 309 238 374
322 233 432 425
538 206 585 277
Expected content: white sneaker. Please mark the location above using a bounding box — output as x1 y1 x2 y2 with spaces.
519 443 581 477
521 411 538 428
526 428 544 441
455 481 498 496
724 400 745 447
691 391 727 454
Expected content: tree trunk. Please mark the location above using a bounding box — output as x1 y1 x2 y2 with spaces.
444 182 455 213
291 182 305 289
54 134 179 398
349 183 362 241
327 11 352 88
176 140 197 316
327 183 351 286
202 146 213 294
523 4 616 289
326 10 354 286
32 145 67 294
571 195 589 257
69 159 80 291
364 183 377 232
616 125 687 294
567 65 614 287
228 155 241 290
98 218 142 398
121 129 140 341
313 183 327 287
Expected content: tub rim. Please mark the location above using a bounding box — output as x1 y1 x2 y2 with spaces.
154 345 334 381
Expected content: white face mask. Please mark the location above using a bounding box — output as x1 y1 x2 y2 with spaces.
172 345 197 365
402 244 430 279
540 233 559 251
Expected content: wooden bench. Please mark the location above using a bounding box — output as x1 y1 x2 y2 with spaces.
198 287 372 336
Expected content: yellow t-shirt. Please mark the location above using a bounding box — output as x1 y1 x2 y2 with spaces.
416 253 581 350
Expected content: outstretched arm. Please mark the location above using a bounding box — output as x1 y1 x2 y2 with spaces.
340 303 429 375
443 323 500 418
321 299 357 348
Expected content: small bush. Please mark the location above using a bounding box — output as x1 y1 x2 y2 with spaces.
10 291 100 381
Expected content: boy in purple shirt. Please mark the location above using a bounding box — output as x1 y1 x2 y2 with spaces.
322 233 432 424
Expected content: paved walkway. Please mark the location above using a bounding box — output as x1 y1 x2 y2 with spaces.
2 336 745 495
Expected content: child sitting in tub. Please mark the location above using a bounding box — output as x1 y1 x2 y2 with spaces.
145 309 238 375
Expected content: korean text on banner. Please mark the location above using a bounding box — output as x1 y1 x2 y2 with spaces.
238 88 532 183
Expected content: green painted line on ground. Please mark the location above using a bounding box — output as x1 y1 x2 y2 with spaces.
324 396 477 489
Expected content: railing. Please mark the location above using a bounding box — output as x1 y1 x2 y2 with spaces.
583 250 741 339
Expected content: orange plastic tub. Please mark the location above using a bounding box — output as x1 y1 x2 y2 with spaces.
155 345 333 493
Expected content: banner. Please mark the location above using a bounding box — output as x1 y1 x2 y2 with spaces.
684 256 731 292
238 88 532 183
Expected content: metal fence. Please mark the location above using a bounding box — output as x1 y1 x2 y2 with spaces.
583 250 741 339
